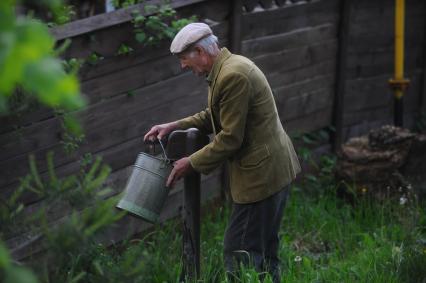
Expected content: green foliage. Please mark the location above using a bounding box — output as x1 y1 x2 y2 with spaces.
0 242 39 283
2 145 425 282
73 145 423 283
86 52 104 66
53 4 76 25
62 57 85 75
112 0 145 9
0 1 85 114
0 151 125 283
131 4 197 47
116 43 134 56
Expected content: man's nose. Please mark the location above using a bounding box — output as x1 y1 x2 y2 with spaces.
180 61 187 69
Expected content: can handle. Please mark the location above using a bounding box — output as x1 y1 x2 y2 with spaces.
158 138 170 164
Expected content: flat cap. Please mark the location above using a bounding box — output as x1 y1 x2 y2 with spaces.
170 22 212 54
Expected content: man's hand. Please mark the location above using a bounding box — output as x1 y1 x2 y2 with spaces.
166 157 194 187
144 122 179 142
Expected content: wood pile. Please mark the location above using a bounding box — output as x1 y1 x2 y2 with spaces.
336 125 426 200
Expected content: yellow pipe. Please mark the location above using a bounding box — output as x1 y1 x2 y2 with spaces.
391 0 409 99
395 0 404 81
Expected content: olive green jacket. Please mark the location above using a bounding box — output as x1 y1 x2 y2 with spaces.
177 48 301 203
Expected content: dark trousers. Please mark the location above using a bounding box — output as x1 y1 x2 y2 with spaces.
223 186 290 283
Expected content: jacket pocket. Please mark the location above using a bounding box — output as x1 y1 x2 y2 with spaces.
239 144 270 169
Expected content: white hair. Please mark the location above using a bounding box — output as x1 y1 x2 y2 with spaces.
188 34 219 57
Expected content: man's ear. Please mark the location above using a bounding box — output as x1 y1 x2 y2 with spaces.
194 46 203 56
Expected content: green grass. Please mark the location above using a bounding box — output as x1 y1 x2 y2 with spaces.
34 155 424 283
80 183 425 283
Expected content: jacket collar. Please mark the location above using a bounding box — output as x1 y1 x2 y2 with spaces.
206 47 232 87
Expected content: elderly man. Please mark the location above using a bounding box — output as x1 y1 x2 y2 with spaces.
144 22 300 282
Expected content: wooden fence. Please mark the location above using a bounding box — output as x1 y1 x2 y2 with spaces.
2 0 426 259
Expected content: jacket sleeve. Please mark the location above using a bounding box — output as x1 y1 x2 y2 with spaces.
189 72 251 174
176 108 213 135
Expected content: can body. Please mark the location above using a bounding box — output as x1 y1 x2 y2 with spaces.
116 153 172 223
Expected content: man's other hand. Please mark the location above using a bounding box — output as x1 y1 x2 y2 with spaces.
166 157 194 187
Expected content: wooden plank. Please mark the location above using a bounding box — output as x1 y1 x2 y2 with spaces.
268 59 336 92
241 23 337 58
251 39 337 87
62 13 228 70
0 74 209 190
347 26 423 54
242 0 339 40
350 0 424 24
277 87 334 121
0 76 210 190
0 72 208 178
273 74 335 101
74 22 229 82
0 118 61 161
80 36 229 104
0 106 54 136
345 46 423 79
344 71 421 113
50 0 208 40
344 74 394 112
342 116 391 141
81 55 181 104
343 107 393 128
284 107 333 135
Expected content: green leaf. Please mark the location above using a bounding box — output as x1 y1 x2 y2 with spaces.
4 266 39 283
135 32 146 43
22 58 85 110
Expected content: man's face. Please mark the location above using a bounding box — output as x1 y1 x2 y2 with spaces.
177 48 207 77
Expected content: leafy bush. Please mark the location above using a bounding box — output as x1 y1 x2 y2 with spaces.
0 153 124 283
0 1 85 115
